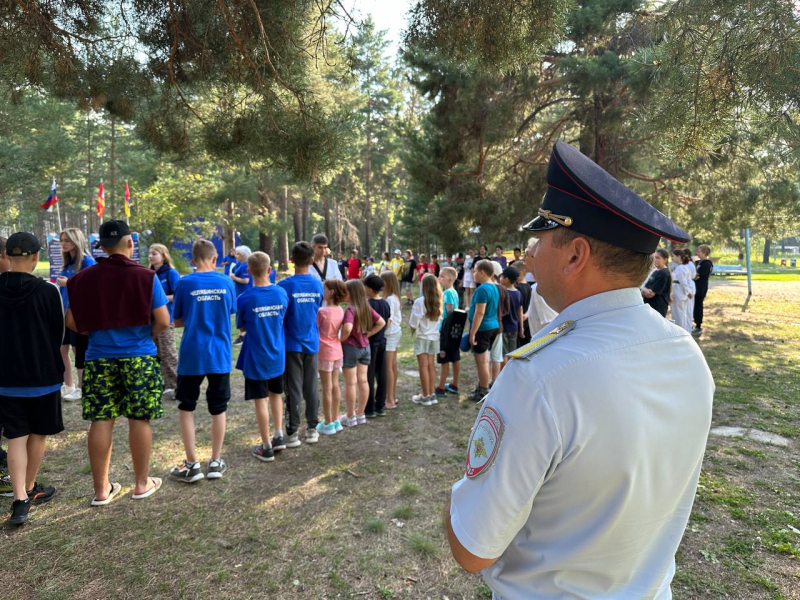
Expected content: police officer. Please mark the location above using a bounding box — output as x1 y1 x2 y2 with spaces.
445 141 715 599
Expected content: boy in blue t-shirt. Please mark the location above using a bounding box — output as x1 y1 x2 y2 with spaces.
170 239 236 483
276 242 323 448
235 252 288 462
467 259 500 402
221 250 237 276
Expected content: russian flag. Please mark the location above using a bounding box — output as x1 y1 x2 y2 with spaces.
40 179 58 211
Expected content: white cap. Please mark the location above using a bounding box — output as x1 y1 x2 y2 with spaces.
493 261 503 277
394 249 401 254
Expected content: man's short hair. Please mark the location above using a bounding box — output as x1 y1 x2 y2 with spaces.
291 241 314 267
364 274 385 292
475 259 495 277
102 236 131 254
312 233 328 246
248 251 271 277
440 266 457 279
192 239 217 262
552 228 653 286
513 247 521 253
698 244 711 256
495 245 503 251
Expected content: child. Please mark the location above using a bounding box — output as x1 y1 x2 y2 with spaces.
670 248 693 332
467 259 500 402
499 267 524 368
235 252 288 462
316 279 348 435
362 257 376 279
693 244 714 334
489 261 508 385
363 275 391 418
148 244 181 400
230 245 253 345
340 280 385 426
410 273 442 406
434 267 462 397
55 228 96 402
380 271 402 409
510 260 532 346
221 250 237 276
683 248 697 325
0 233 64 525
170 239 237 482
277 242 324 447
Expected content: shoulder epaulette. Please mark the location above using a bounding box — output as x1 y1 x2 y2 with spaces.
508 320 575 360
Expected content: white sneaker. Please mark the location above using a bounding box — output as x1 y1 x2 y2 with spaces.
63 388 82 402
426 395 438 406
162 389 175 401
412 393 426 404
305 429 319 444
61 384 75 398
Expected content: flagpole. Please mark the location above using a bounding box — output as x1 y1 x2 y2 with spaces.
53 177 63 233
125 179 130 225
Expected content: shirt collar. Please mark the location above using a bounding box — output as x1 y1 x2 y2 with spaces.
554 287 644 324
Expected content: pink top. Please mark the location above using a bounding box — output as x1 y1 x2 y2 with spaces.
342 305 381 349
317 306 344 361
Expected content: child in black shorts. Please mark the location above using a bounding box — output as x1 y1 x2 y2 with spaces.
0 233 65 525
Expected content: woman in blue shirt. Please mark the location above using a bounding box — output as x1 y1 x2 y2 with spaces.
148 244 181 398
55 228 96 402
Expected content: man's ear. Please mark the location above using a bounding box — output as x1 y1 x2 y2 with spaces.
563 237 592 277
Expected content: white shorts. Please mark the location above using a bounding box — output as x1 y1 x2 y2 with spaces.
490 331 504 363
385 328 402 352
463 281 476 289
414 337 438 355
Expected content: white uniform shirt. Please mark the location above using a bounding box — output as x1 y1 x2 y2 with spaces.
308 257 343 283
450 288 714 600
526 283 558 336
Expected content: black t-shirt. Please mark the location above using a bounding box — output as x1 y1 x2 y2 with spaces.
643 268 671 317
367 298 391 346
696 259 713 285
402 259 417 283
337 259 348 279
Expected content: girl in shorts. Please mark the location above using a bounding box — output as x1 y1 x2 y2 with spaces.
380 271 402 409
316 279 347 435
409 273 442 406
340 280 385 427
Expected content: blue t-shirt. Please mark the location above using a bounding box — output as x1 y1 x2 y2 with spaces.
502 287 523 334
440 287 460 331
222 256 237 276
86 276 168 360
277 273 323 354
59 254 97 310
235 285 289 381
469 282 500 331
172 271 237 375
232 261 253 297
155 265 181 321
270 269 277 284
0 384 61 398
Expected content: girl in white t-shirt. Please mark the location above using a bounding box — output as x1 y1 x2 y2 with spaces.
462 249 476 308
409 273 442 406
670 249 694 331
380 271 403 409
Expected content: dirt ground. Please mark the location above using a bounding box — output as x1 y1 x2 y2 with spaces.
1 279 799 599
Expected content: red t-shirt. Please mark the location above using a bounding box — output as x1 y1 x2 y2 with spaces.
416 263 428 279
347 258 361 280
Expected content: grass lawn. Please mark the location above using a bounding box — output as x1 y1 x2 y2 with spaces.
2 280 799 599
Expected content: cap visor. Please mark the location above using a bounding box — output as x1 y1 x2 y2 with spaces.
522 216 560 232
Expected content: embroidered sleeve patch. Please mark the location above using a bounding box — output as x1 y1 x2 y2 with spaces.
466 405 505 479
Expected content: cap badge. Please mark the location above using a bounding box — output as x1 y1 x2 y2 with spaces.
538 209 573 227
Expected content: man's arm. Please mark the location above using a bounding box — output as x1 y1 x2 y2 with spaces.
444 498 500 573
151 305 170 337
470 303 486 344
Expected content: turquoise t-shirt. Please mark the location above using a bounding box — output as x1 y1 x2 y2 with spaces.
440 287 460 331
468 282 499 331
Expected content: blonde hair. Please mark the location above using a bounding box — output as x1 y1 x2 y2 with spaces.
247 252 271 277
60 228 89 272
148 243 174 269
192 239 217 262
421 273 442 320
380 270 401 301
345 279 374 333
440 266 457 280
698 244 711 257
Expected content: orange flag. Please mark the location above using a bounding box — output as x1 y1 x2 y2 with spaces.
96 181 105 218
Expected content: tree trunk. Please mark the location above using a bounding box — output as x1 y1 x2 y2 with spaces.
224 200 235 256
763 238 772 264
323 195 331 241
301 193 310 242
384 194 391 254
86 115 93 234
110 115 116 219
279 186 289 270
258 189 275 259
292 189 302 244
364 112 372 254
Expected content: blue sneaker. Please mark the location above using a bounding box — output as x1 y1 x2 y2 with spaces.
334 419 344 433
320 422 337 436
444 383 460 395
316 421 326 432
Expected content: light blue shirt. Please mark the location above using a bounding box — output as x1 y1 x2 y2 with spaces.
450 288 715 599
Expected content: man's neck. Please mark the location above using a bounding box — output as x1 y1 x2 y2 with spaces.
253 277 270 287
294 266 310 275
195 260 216 273
314 254 325 264
9 264 34 274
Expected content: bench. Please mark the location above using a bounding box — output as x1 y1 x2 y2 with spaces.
712 264 747 276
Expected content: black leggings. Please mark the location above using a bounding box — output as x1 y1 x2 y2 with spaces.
694 283 708 328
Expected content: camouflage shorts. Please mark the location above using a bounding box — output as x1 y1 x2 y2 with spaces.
83 356 164 421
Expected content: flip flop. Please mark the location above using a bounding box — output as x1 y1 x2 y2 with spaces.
131 477 162 500
91 482 122 507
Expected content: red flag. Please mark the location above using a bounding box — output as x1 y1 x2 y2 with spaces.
41 179 58 211
124 181 131 218
96 181 105 218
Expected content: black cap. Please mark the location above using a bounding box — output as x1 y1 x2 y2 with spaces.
523 142 690 253
501 267 519 282
98 220 131 247
6 232 41 256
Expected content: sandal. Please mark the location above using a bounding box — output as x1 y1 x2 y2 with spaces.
131 477 162 500
91 482 122 507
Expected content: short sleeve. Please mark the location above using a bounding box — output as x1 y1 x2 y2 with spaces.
172 280 185 320
228 279 237 314
236 294 246 329
370 307 382 325
408 300 423 328
168 269 181 292
343 306 355 325
151 275 168 309
450 362 562 559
